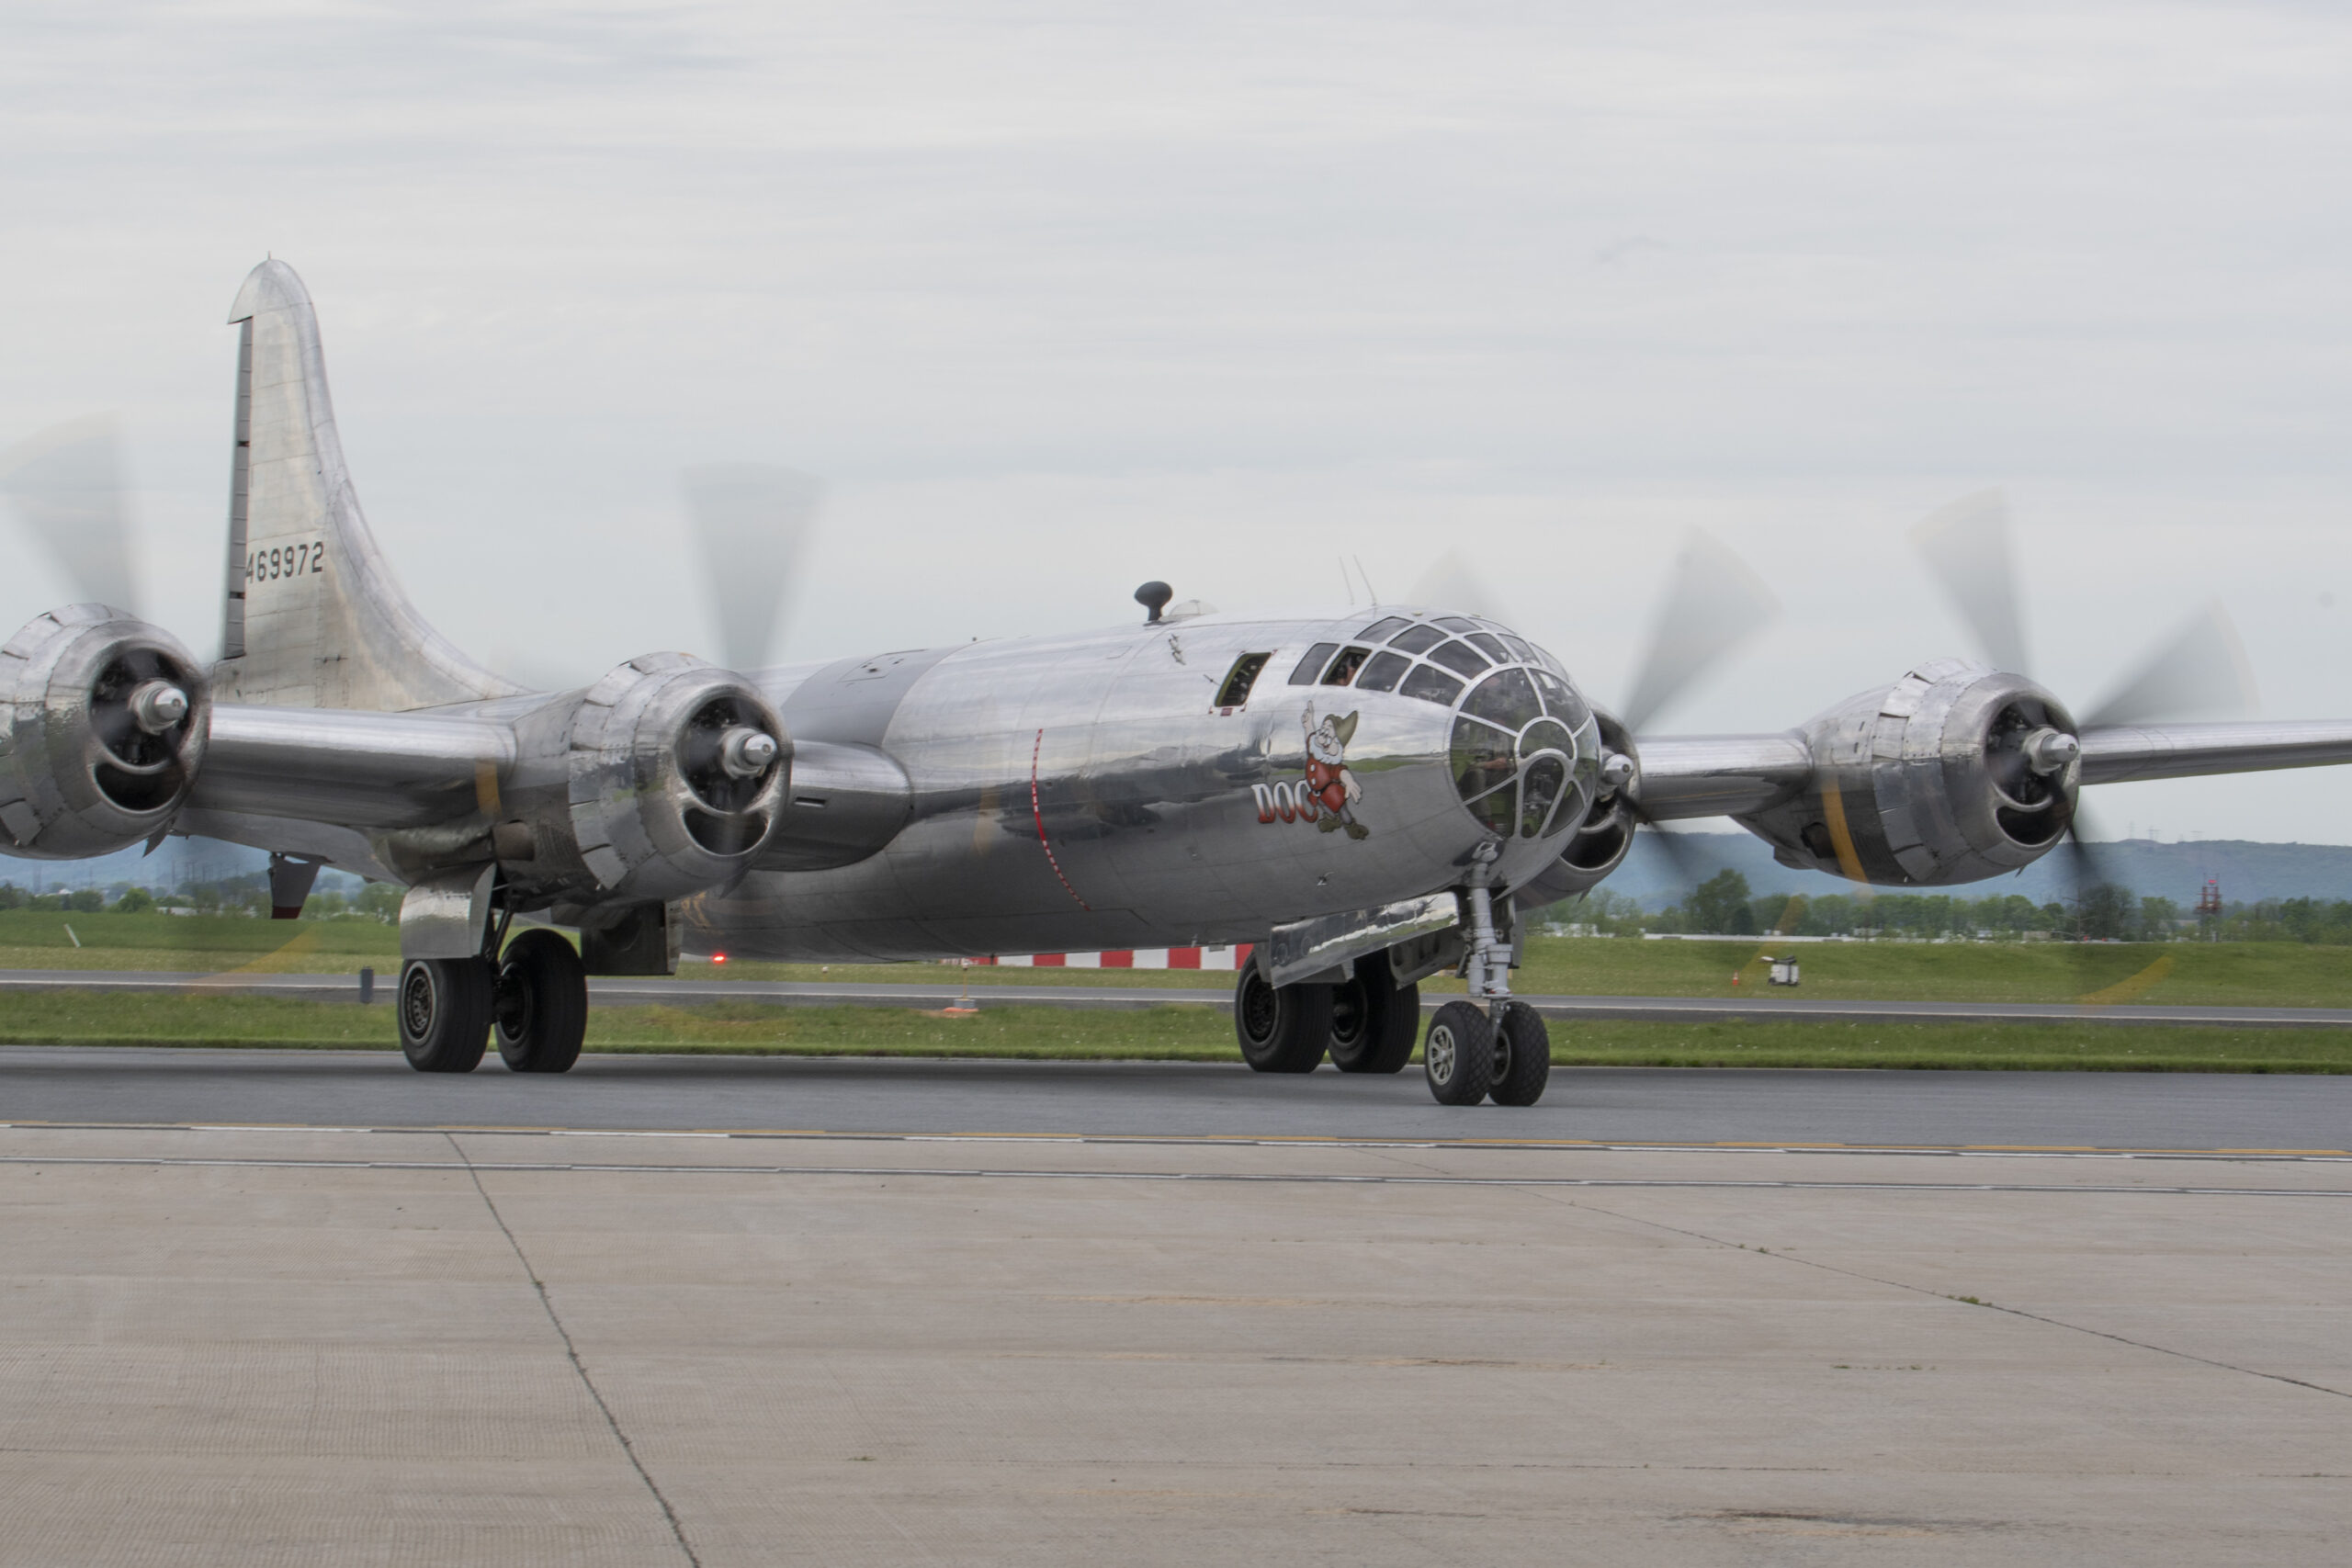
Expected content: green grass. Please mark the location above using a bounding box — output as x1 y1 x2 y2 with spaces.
706 934 2352 1009
1485 936 2352 1008
0 909 399 975
0 989 2346 1073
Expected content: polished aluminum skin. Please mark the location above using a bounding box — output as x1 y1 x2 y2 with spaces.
695 610 1605 962
211 261 520 713
1727 659 2080 887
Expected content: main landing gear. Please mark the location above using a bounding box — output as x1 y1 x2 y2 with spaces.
399 928 588 1075
1233 947 1551 1105
1235 852 1552 1106
1234 951 1420 1075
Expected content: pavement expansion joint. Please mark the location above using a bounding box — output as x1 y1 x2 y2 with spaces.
442 1131 704 1566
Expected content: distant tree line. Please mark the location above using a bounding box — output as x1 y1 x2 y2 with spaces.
1557 872 2350 943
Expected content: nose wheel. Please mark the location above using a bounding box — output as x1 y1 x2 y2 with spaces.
1422 998 1551 1106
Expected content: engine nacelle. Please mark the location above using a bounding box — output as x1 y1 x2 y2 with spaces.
0 605 209 860
1516 710 1638 908
491 653 790 906
1737 658 2079 888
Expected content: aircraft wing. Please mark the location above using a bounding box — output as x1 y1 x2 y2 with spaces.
2075 720 2352 785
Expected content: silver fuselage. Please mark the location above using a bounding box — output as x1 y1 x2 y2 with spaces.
695 611 1600 962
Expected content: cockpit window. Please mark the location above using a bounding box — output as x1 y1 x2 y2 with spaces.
1398 664 1464 705
1434 616 1480 633
1388 624 1446 656
1215 652 1270 709
1355 650 1410 693
1464 632 1510 663
1320 646 1369 686
1357 615 1412 642
1464 668 1543 730
1427 639 1489 679
1498 634 1536 663
1288 643 1338 684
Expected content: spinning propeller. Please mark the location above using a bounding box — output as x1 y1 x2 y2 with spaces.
1611 531 1781 892
681 463 824 674
0 417 142 615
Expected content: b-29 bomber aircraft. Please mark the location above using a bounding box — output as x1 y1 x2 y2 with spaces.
6 260 2350 1105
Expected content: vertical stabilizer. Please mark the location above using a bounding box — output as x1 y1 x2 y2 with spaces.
212 260 521 711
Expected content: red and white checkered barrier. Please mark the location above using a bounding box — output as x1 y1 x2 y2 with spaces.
975 945 1254 971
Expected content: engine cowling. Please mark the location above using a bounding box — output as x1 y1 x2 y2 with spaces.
1736 657 2080 887
0 605 209 859
489 653 790 906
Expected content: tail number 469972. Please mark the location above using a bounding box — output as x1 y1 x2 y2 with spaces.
248 541 326 582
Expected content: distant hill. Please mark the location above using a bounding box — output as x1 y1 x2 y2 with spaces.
1602 832 2352 910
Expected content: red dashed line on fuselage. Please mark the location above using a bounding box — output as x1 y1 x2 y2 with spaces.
1031 727 1092 912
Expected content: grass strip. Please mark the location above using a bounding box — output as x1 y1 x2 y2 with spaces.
11 912 2352 1008
0 991 2346 1071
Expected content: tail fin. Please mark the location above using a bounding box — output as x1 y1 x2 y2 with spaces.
212 260 521 711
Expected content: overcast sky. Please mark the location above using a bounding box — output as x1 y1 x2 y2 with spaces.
4 2 2349 842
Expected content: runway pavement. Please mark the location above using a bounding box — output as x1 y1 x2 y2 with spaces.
5 1045 2349 1151
6 966 2349 1027
1 1120 2345 1564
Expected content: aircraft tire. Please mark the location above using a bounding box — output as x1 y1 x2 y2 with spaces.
1422 999 1496 1105
1234 969 1333 1073
399 957 492 1074
493 930 589 1074
1488 1001 1551 1107
1328 958 1419 1075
